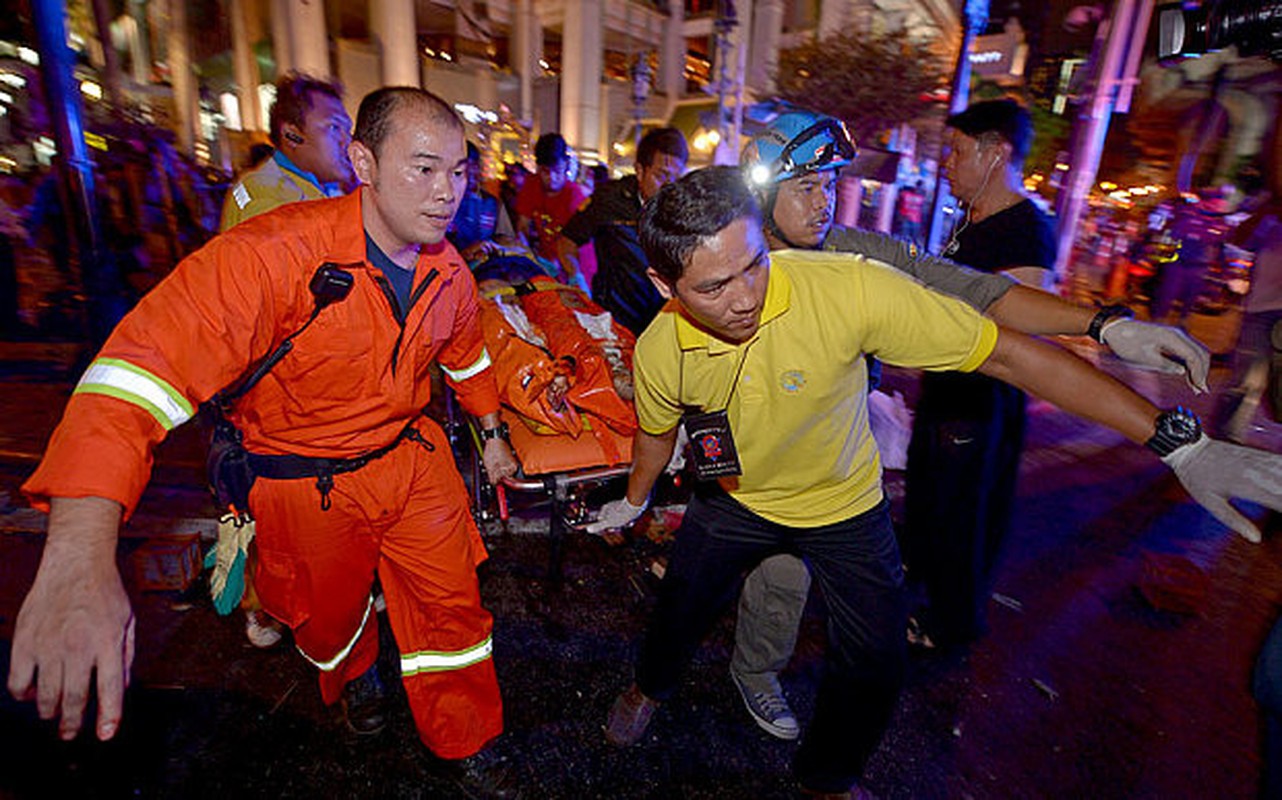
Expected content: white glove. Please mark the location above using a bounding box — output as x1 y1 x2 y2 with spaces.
584 496 648 535
1162 435 1282 542
1101 319 1211 392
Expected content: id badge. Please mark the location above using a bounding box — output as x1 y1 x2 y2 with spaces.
683 409 742 480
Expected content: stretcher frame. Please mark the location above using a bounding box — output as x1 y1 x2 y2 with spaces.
446 390 631 584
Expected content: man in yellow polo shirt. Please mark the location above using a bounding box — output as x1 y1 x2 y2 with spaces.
596 167 1282 798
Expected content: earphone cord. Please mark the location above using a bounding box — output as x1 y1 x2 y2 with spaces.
942 157 999 258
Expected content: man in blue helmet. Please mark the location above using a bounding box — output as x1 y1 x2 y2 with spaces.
590 108 1215 743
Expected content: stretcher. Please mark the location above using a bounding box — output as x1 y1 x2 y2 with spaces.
457 255 638 580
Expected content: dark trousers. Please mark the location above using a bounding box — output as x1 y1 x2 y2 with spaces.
635 489 907 792
903 373 1026 649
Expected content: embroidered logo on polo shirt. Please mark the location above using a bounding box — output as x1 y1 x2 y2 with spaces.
780 370 806 393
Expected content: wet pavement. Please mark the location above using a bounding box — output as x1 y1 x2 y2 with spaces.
2 329 1281 799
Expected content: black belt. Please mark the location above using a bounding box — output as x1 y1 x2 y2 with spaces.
246 422 432 509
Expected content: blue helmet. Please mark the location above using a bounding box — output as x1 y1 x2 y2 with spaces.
742 110 856 187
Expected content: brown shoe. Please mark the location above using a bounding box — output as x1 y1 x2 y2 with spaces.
603 683 659 746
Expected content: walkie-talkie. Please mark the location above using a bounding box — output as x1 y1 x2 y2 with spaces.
309 263 355 308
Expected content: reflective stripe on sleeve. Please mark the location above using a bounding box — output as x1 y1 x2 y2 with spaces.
440 348 492 382
401 635 493 676
74 358 196 431
295 596 374 672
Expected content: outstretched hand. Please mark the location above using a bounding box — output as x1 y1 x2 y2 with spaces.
1101 319 1211 392
7 497 134 741
1163 436 1282 542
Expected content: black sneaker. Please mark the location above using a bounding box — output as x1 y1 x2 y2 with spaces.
340 663 388 736
437 746 523 800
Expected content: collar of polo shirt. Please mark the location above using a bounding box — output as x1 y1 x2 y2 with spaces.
674 263 793 353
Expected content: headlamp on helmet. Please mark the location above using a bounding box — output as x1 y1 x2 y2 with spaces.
743 111 857 187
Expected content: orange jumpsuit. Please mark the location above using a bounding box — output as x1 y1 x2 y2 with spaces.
24 191 503 758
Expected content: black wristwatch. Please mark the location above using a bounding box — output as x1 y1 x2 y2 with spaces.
1145 407 1202 457
479 422 510 443
1087 304 1136 343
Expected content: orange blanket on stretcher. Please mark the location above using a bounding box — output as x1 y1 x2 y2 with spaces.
478 276 637 467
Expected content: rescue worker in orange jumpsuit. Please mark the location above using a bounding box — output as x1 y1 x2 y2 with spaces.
7 88 522 799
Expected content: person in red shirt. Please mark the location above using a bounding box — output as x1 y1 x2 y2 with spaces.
895 180 926 247
514 133 589 286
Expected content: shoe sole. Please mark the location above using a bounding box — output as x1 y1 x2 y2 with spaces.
730 672 799 741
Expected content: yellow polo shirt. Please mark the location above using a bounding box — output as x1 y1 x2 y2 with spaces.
634 249 998 527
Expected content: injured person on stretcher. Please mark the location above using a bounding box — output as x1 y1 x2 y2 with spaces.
467 252 640 474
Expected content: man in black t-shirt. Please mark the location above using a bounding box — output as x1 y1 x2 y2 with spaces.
558 128 688 335
903 99 1058 653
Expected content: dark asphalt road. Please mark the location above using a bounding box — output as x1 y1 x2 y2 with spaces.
1 336 1279 799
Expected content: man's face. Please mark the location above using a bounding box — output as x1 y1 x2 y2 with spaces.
292 93 354 186
942 129 998 204
768 169 837 249
538 158 568 193
637 152 686 201
651 217 770 343
350 109 467 250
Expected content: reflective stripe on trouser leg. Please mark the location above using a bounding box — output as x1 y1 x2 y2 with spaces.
246 472 382 706
376 420 503 759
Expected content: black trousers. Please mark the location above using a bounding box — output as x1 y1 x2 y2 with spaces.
903 372 1026 649
635 489 906 792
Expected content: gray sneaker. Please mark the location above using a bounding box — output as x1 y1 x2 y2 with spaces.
730 669 799 740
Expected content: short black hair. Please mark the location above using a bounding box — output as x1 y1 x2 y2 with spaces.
641 166 762 284
269 72 344 147
534 133 569 166
354 87 461 158
637 127 689 169
946 99 1033 164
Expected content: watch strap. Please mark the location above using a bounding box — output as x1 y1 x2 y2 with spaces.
1145 407 1202 457
479 422 510 442
1088 304 1135 343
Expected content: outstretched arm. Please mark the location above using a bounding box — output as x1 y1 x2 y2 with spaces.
827 228 1211 390
978 327 1157 443
7 496 133 741
978 328 1282 540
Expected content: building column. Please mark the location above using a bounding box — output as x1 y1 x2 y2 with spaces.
748 0 782 94
371 0 419 86
128 0 151 84
285 0 330 78
818 0 847 39
511 0 541 125
837 175 862 227
231 0 263 130
659 0 684 101
270 0 293 75
560 0 604 160
166 0 198 154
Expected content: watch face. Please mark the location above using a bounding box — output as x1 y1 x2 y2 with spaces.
1165 409 1202 441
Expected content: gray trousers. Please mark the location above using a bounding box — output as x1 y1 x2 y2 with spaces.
731 553 812 690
